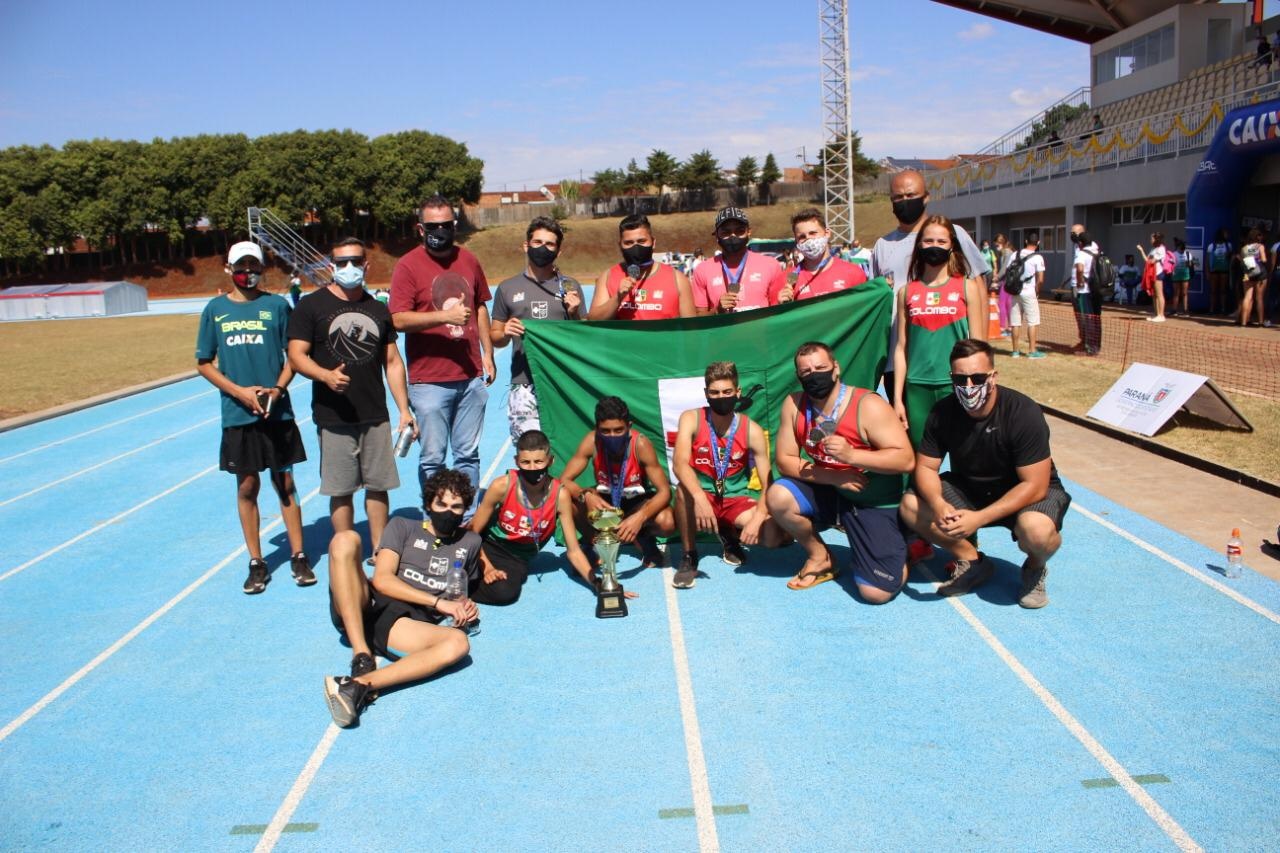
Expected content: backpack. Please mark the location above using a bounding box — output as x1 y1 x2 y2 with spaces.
1002 250 1035 296
1084 249 1117 300
1160 250 1176 276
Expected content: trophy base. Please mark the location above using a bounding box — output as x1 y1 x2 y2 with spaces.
596 584 628 619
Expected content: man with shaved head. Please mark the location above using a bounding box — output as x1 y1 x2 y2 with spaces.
871 170 989 404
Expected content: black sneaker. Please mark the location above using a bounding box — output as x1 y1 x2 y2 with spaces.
673 552 699 589
350 652 376 678
324 675 370 728
243 559 269 595
639 535 667 568
291 552 316 587
720 535 747 567
937 552 995 597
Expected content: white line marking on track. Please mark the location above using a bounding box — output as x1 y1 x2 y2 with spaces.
255 723 341 853
1072 503 1280 626
0 415 220 508
662 567 721 853
479 436 513 486
921 566 1202 853
0 465 217 583
0 487 321 745
0 390 208 465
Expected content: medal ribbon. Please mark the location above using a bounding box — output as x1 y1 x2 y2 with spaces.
709 410 740 491
806 382 848 444
599 434 632 508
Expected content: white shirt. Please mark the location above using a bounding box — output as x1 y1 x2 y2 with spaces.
1016 248 1044 285
1073 242 1099 293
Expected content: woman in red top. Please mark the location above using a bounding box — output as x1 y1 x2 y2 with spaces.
589 214 696 321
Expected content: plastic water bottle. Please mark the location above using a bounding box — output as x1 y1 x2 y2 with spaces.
1225 529 1243 579
438 558 479 635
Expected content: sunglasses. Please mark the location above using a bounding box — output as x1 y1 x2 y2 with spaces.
951 372 992 386
332 257 365 268
421 221 455 231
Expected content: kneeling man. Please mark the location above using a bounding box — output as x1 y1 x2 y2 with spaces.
767 342 915 603
899 338 1070 608
670 361 785 588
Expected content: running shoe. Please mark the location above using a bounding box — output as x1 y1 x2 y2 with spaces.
350 652 376 678
1011 351 1022 358
291 552 316 587
937 553 995 597
1027 351 1046 359
673 552 699 589
323 676 370 728
720 534 747 567
243 559 269 595
1019 561 1049 609
639 535 667 568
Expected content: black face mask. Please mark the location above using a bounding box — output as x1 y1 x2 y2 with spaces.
706 395 737 416
920 246 952 267
527 245 557 268
799 369 837 400
424 226 455 253
717 235 747 256
517 466 549 487
428 508 464 538
621 244 654 267
892 196 926 224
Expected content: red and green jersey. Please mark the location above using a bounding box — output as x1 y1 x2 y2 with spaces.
905 276 969 385
794 386 904 508
689 409 754 497
485 473 562 560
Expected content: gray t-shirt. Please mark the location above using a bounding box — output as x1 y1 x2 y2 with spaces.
377 515 482 600
491 271 584 385
871 220 990 365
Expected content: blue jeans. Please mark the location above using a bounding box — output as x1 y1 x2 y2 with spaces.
408 377 489 498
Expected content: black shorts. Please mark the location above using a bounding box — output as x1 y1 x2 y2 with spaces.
220 419 306 475
938 473 1072 533
328 579 442 661
774 478 908 593
478 539 531 586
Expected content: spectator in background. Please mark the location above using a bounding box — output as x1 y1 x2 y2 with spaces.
1268 232 1280 321
1206 229 1234 315
589 213 696 321
1170 237 1193 317
1116 254 1141 306
390 196 496 503
288 273 302 307
1239 228 1270 327
871 169 989 403
1141 232 1169 323
994 234 1014 337
1071 225 1104 352
979 239 997 288
1008 232 1045 359
1255 35 1273 70
690 207 784 314
847 237 873 274
772 208 868 304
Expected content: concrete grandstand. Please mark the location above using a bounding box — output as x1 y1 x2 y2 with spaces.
928 1 1279 310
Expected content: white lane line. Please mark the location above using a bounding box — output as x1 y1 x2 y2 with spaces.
0 390 209 465
1072 503 1280 626
920 566 1202 853
0 415 220 508
662 567 721 853
255 724 341 853
0 487 321 745
0 466 217 583
479 436 513 486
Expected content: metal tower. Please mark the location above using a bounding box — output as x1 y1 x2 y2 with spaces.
818 0 855 244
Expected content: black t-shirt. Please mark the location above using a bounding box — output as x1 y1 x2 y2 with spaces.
919 386 1061 498
287 287 397 427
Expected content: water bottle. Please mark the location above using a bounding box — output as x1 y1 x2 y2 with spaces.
1225 528 1243 579
438 558 480 635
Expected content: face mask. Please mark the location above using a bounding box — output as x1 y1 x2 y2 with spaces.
621 244 654 267
706 396 737 416
231 270 261 289
797 236 829 261
717 235 747 255
527 245 557 268
424 226 455 253
332 264 365 290
954 378 992 412
799 369 836 400
892 196 926 224
598 432 629 457
428 508 464 538
517 466 549 487
920 246 952 267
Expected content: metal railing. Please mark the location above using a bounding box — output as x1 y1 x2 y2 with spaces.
976 87 1092 158
246 207 332 287
929 77 1280 200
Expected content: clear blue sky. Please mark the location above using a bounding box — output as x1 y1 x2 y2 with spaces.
1 1 1253 191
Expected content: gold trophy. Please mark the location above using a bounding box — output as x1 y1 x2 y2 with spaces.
589 508 628 618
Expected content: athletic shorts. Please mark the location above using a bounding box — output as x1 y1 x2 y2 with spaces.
938 472 1072 533
703 493 757 528
1008 291 1040 327
329 579 442 661
774 477 908 593
318 421 400 496
219 419 306 474
478 538 531 586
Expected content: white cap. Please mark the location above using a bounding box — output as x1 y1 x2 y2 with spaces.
227 241 264 264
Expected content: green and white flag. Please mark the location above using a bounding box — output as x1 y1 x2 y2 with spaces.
524 281 893 484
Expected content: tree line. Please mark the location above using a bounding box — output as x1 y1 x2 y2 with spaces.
0 129 483 272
